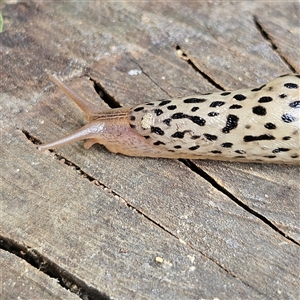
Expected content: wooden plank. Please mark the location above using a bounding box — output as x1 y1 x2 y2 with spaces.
1 129 262 299
1 1 299 299
195 161 300 241
126 1 292 88
255 2 300 73
0 249 80 300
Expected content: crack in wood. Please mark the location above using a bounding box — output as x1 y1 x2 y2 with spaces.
87 75 122 109
21 129 185 237
179 159 300 246
21 129 119 194
175 45 225 91
253 16 296 73
0 234 110 300
21 129 259 284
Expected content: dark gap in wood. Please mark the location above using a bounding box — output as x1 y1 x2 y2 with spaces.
22 129 111 188
253 16 296 73
21 130 181 241
88 76 122 109
22 129 254 282
130 59 171 97
0 234 110 300
175 45 225 91
22 130 186 247
22 128 41 145
179 159 300 246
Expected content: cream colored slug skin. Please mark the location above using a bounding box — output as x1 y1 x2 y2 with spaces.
39 74 300 164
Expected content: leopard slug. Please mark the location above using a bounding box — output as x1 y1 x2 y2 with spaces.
38 74 300 164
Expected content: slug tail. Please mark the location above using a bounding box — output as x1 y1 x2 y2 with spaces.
49 74 99 120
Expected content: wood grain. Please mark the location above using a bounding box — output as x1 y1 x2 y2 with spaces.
1 1 299 299
0 249 80 300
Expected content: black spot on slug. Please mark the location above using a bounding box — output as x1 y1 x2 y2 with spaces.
151 127 164 135
264 155 276 159
171 130 190 139
264 123 276 130
251 84 266 92
258 96 273 103
191 135 201 139
243 134 275 142
159 100 171 106
282 136 291 140
210 101 225 107
130 124 136 128
163 118 172 126
235 156 246 159
222 114 239 133
211 150 222 154
184 98 206 103
291 154 299 158
208 112 219 117
130 116 136 121
279 94 287 98
221 142 233 148
154 109 163 116
191 107 199 112
134 106 144 112
229 104 242 109
282 113 295 123
245 125 251 129
170 112 206 126
168 150 175 152
167 105 177 110
252 106 267 116
204 134 218 141
235 150 246 154
174 145 182 149
233 94 247 101
190 116 206 126
189 145 200 150
171 113 187 119
221 92 231 96
144 136 150 139
146 103 154 106
153 141 166 146
284 83 298 89
289 101 300 108
272 148 290 153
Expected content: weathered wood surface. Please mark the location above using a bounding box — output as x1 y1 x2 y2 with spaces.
0 249 80 300
1 1 299 299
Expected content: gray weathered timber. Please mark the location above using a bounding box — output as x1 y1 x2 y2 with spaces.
1 1 299 299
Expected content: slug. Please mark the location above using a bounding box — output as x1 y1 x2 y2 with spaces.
38 74 300 164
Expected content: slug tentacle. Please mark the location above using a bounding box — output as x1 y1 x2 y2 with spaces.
38 74 300 164
49 74 103 121
38 121 104 151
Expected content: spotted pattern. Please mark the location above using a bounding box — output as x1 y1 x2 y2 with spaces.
229 104 242 109
252 106 267 116
264 123 276 130
126 74 300 163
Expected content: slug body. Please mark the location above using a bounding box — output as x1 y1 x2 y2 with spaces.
39 74 300 164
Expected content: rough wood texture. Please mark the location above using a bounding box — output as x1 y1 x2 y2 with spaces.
1 1 299 299
0 249 80 300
